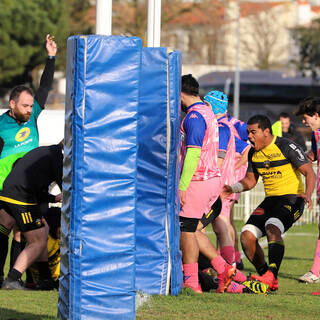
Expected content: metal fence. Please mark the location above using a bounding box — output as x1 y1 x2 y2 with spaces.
233 164 319 224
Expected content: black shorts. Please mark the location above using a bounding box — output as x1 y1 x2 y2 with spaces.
200 196 222 228
1 200 44 232
245 195 304 237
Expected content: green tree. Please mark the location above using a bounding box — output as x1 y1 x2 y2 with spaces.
67 0 93 35
0 0 68 88
292 18 320 82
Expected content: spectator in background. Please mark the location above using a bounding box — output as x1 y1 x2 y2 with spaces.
272 112 306 151
0 34 57 288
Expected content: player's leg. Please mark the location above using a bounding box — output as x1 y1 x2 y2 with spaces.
180 178 224 293
2 203 46 290
180 216 201 292
251 196 302 291
9 227 22 271
240 202 269 276
229 202 244 269
213 199 235 265
0 209 15 287
194 179 236 293
299 216 320 283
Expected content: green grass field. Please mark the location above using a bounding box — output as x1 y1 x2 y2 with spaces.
0 222 319 320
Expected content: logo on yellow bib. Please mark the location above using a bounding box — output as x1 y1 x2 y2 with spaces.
15 127 30 142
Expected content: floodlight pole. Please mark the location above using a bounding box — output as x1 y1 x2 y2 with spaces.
233 0 240 119
147 0 162 47
96 0 112 35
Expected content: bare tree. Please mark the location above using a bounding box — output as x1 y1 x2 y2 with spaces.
240 5 288 70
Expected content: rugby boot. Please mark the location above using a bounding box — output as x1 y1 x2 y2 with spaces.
216 264 236 293
2 277 28 290
241 280 269 295
298 271 320 284
251 270 278 291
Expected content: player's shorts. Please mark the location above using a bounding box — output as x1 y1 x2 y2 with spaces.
0 197 44 232
219 198 233 218
179 176 222 219
200 196 222 228
244 195 304 238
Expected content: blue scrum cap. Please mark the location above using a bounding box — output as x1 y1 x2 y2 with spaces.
204 90 228 114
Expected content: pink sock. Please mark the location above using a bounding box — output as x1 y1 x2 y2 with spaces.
226 281 245 293
183 263 199 288
235 251 241 263
220 246 235 265
233 269 247 282
311 240 320 277
210 255 226 274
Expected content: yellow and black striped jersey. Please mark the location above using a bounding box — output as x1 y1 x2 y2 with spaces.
247 136 308 197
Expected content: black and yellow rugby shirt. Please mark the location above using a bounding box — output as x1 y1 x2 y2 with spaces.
247 136 309 197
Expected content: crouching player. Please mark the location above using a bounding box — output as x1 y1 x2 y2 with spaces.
0 143 63 290
222 115 315 291
26 207 61 290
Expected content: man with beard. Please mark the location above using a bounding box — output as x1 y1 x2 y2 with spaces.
0 34 57 288
0 34 57 158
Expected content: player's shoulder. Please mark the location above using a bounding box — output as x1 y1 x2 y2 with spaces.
185 110 204 121
276 136 307 162
0 111 9 122
275 136 300 153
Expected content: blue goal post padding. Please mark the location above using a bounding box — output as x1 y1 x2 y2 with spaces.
136 47 182 295
58 35 182 320
58 35 141 320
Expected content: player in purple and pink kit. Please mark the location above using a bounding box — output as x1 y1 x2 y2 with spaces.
179 75 237 293
228 115 251 269
295 97 320 293
203 91 248 286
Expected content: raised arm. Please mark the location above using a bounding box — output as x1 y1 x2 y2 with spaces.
34 34 57 108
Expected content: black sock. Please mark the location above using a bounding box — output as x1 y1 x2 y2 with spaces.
8 268 22 281
37 261 51 279
257 263 268 276
268 241 285 278
10 239 22 271
0 224 10 277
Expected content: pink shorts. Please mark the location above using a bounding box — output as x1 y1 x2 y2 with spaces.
179 177 222 219
220 198 233 218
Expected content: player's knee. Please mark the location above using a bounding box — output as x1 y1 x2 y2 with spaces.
265 218 283 240
179 216 199 233
241 224 261 247
0 209 15 230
